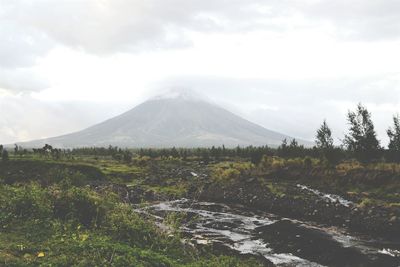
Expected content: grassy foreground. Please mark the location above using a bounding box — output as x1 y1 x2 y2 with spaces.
0 160 262 267
1 152 400 266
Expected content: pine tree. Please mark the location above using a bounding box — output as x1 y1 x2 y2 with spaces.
316 120 333 149
315 120 342 165
344 103 380 162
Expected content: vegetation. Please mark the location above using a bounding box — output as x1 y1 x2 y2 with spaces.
0 164 262 266
211 161 254 184
315 120 342 166
344 103 381 163
2 149 9 162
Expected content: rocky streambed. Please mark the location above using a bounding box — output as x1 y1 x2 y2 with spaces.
136 199 400 267
196 179 400 239
121 164 400 266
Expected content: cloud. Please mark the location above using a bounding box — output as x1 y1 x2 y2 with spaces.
0 68 49 92
0 95 132 144
0 0 284 55
1 0 399 93
159 74 400 105
0 21 53 69
0 0 289 92
302 0 400 41
157 74 400 144
2 0 400 62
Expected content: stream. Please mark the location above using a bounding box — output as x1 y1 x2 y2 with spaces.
137 198 400 267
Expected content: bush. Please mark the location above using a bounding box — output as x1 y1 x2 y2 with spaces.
324 147 344 167
304 156 312 169
260 156 285 170
286 158 305 168
105 203 163 248
358 197 381 208
212 162 254 184
0 183 52 227
133 156 151 166
45 169 89 187
105 204 194 261
52 186 115 227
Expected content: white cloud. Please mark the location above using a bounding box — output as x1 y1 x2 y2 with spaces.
302 0 400 41
0 67 49 92
1 0 400 144
0 94 133 144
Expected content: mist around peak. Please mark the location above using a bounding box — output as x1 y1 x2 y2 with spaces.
151 87 211 102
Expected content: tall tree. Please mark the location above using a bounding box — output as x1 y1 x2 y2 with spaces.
343 103 380 162
289 138 298 148
315 120 342 165
387 114 400 162
316 120 333 149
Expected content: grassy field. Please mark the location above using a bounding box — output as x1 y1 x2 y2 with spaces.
0 157 263 267
1 153 400 266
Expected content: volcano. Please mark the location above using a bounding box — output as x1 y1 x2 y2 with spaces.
18 90 310 148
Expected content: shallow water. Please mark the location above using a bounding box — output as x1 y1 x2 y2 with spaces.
137 199 400 266
296 184 354 207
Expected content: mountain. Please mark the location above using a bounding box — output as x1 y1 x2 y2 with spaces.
17 91 311 148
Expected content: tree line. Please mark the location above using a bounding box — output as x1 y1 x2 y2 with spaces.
315 103 400 164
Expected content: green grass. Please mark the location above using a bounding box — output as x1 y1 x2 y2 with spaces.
3 154 400 266
142 184 188 198
0 160 263 267
211 161 254 184
263 182 287 198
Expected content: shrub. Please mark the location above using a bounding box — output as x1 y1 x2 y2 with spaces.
0 183 52 227
212 162 254 184
133 156 151 166
52 186 114 227
260 156 285 170
304 156 312 169
358 197 381 208
285 158 302 168
105 203 163 248
45 169 88 187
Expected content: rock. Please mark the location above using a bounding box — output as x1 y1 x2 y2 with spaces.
389 216 397 223
246 177 256 183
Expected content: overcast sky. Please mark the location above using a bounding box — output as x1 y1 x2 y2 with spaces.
1 0 400 146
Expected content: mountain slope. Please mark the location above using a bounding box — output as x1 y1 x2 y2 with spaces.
18 95 310 148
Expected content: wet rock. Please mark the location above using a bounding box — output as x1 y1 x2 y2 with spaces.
192 174 400 239
246 177 256 183
256 220 399 267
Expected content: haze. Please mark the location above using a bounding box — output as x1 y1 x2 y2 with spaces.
1 0 400 145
